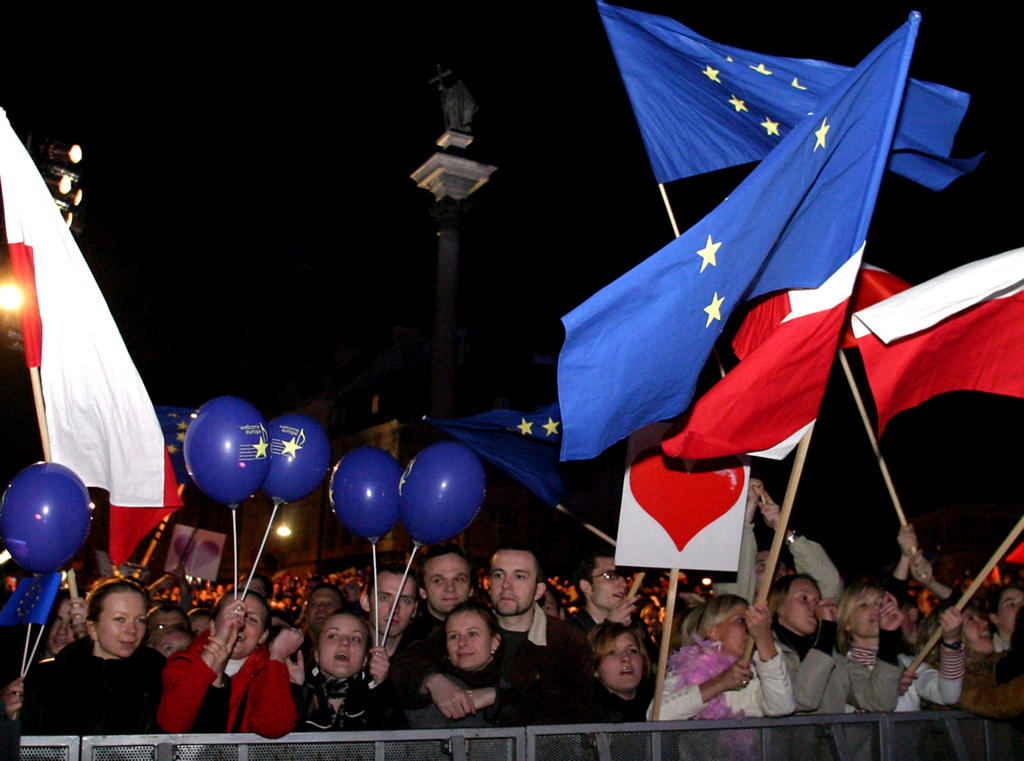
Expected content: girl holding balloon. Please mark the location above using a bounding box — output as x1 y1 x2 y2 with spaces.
296 611 407 730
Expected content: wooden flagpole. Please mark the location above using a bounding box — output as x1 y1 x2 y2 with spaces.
742 425 816 661
555 503 616 547
837 350 907 525
28 367 52 461
907 511 1024 672
651 567 680 720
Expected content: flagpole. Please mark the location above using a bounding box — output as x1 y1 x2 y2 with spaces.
743 425 815 661
554 504 616 547
28 368 52 461
907 510 1024 673
837 349 907 525
22 624 45 677
657 184 681 238
650 567 680 720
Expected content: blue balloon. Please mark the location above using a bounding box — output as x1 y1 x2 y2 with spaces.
0 462 92 573
399 442 486 545
329 447 402 540
263 414 331 503
184 396 271 505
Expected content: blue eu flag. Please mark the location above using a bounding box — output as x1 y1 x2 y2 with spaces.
598 1 980 191
426 403 566 508
0 572 62 626
559 13 920 460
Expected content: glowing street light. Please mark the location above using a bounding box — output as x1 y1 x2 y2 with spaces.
276 524 292 538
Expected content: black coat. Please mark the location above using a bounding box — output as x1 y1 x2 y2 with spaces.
22 638 165 735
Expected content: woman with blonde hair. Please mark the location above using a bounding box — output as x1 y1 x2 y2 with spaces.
650 593 794 720
830 579 904 712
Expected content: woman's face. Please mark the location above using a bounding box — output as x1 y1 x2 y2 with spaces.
777 579 821 637
45 599 73 657
317 613 369 679
595 632 644 700
710 604 749 658
963 607 994 655
845 590 882 645
88 591 147 660
446 611 501 672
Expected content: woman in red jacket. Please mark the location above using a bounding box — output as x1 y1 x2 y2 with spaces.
158 592 300 738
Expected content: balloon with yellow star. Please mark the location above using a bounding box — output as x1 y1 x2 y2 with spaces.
263 413 331 505
183 396 271 506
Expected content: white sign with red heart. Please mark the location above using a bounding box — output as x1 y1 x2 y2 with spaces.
164 524 226 581
616 422 748 572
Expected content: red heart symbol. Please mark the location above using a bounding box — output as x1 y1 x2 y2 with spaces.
628 449 745 552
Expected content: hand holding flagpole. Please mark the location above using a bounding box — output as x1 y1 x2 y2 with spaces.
743 425 815 662
907 511 1024 673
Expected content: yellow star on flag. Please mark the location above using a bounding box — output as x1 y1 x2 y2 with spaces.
728 95 748 113
749 63 772 75
517 418 534 436
725 55 734 62
696 235 721 273
814 117 830 151
281 437 302 457
791 78 808 90
177 421 188 430
704 293 725 328
167 444 179 454
761 117 780 136
542 418 560 437
175 432 185 442
253 438 269 459
701 65 721 83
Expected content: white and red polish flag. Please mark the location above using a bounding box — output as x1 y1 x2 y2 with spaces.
852 247 1024 436
839 264 912 348
661 249 864 461
1 109 181 566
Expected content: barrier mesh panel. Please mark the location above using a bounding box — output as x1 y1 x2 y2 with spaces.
19 747 71 761
249 742 375 761
92 746 155 761
763 723 837 761
467 737 517 761
989 720 1024 761
173 744 238 761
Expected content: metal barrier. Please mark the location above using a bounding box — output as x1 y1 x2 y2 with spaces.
15 712 1024 761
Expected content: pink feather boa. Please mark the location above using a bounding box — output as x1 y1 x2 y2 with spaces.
667 638 746 719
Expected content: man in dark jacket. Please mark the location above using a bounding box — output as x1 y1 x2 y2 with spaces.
394 544 593 725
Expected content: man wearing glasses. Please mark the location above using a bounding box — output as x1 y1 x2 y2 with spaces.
568 552 641 634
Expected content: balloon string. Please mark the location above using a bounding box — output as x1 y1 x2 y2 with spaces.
231 505 239 600
22 622 45 678
371 541 380 648
242 500 280 601
381 543 420 646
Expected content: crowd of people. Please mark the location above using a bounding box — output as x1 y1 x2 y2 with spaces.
1 478 1023 741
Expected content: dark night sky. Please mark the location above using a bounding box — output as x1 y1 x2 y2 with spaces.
1 3 1021 572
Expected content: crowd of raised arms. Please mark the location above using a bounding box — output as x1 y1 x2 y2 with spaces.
2 479 1024 739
